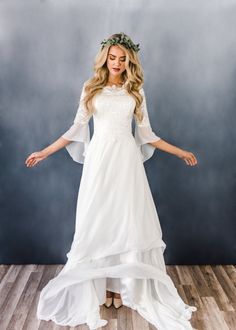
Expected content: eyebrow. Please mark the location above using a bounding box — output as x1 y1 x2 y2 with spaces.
108 53 126 58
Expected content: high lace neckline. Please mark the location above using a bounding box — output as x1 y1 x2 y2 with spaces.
104 80 128 90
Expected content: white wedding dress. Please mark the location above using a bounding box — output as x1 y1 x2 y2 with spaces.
36 81 197 329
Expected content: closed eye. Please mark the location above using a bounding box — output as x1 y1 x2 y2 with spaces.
110 56 126 62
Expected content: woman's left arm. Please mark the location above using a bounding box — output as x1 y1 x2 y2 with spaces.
149 139 198 166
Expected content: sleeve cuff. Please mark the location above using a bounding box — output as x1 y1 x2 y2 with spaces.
62 122 90 164
134 126 161 162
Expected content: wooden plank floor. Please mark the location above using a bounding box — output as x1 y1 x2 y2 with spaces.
0 264 235 330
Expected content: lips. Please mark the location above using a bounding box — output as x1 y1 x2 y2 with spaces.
113 68 120 71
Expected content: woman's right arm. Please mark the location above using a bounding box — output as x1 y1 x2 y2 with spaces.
25 82 91 168
41 136 72 157
25 136 72 168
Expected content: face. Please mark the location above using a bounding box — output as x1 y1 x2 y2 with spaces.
106 45 126 79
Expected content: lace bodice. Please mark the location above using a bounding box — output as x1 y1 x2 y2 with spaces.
62 82 161 164
92 84 135 139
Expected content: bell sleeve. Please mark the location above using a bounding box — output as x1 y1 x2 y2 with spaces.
134 87 161 162
61 83 92 164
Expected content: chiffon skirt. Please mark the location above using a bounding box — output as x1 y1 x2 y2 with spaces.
37 130 197 329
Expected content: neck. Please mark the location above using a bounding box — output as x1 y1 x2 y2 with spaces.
107 74 123 84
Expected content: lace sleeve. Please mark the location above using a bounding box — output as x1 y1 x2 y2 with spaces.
62 83 92 164
134 88 161 162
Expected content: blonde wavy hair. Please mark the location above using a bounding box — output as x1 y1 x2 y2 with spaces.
82 33 145 123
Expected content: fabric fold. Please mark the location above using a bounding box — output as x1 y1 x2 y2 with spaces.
37 246 197 330
62 83 92 164
62 122 90 164
134 88 161 162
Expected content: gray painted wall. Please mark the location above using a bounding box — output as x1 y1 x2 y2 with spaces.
0 1 235 264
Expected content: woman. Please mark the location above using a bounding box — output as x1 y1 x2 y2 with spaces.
25 32 198 329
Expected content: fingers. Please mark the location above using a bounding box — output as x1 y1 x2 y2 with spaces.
184 152 197 166
31 158 39 167
184 152 198 166
186 155 193 166
25 151 41 167
185 158 192 166
190 153 198 166
26 158 35 167
25 155 34 166
25 156 39 167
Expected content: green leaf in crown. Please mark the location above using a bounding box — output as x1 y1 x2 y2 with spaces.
100 32 140 52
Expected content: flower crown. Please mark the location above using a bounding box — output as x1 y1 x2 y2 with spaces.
100 32 140 52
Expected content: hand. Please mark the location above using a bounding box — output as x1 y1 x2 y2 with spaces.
25 150 48 168
177 150 198 166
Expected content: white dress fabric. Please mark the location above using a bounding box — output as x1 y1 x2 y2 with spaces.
36 81 197 329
